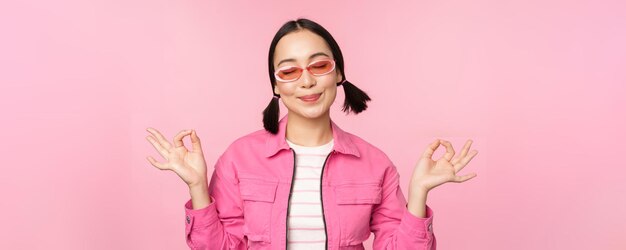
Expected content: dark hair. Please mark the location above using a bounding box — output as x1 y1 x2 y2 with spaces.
263 18 371 134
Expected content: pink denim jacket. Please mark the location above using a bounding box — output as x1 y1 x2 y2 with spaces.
183 115 436 249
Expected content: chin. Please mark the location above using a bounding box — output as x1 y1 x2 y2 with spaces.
296 107 329 119
299 112 324 119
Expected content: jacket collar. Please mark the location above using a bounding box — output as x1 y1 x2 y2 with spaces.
264 115 360 158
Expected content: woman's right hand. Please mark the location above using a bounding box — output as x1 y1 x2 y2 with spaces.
145 127 208 188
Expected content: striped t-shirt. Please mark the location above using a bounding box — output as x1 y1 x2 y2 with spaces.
285 138 334 249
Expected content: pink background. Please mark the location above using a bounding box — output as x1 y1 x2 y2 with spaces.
1 0 625 249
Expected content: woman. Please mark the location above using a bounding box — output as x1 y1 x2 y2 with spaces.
146 18 478 250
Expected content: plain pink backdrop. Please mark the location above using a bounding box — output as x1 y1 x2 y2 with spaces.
1 0 625 249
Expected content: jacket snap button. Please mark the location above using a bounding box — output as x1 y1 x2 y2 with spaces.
186 215 191 224
428 223 432 232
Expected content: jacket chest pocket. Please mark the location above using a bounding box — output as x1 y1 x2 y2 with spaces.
334 184 382 247
239 178 278 244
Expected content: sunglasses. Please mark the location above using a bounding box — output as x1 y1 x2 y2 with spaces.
274 59 336 83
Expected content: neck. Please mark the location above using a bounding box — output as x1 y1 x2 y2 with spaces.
285 112 333 147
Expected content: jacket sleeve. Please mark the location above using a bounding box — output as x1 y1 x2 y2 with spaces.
183 156 247 250
370 164 437 250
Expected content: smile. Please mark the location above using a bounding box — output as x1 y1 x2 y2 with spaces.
298 93 322 103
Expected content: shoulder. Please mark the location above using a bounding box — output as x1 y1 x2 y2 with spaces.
212 128 269 178
219 128 269 157
233 128 269 147
338 129 400 183
342 130 395 166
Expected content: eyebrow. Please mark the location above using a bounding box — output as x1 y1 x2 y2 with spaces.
276 52 331 68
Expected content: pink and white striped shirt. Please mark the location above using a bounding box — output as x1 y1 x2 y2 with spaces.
285 138 334 249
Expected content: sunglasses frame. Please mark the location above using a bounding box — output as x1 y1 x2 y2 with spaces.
273 59 337 83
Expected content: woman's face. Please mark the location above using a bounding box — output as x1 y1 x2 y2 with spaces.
273 29 343 120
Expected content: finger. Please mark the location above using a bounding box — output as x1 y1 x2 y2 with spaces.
190 129 204 153
146 135 170 159
439 140 455 162
146 127 173 150
451 139 473 165
453 172 477 183
421 139 442 159
147 156 168 170
454 150 478 173
173 129 192 148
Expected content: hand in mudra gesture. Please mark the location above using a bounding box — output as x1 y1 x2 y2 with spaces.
410 139 478 193
145 127 208 187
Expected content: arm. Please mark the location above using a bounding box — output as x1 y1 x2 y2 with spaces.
369 165 436 250
183 156 247 250
370 138 479 250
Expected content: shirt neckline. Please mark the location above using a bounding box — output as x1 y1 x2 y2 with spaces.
286 138 334 154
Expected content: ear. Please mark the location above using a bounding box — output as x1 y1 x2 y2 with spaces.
336 69 343 83
273 84 280 95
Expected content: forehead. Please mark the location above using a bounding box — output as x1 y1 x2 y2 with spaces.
274 29 333 66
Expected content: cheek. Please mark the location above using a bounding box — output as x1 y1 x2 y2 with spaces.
276 84 297 96
323 80 338 97
326 87 338 101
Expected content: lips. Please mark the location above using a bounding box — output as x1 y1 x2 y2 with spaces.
298 93 322 102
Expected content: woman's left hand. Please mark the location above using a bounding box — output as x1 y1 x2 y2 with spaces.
409 139 478 194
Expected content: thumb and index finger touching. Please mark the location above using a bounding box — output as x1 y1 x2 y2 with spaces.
421 139 458 162
172 129 204 153
421 139 441 159
421 139 454 160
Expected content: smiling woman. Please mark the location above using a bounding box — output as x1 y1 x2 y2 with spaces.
263 19 372 136
146 17 478 250
267 29 347 127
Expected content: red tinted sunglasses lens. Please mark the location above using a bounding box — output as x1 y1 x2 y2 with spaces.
308 60 334 75
275 60 335 82
276 66 303 81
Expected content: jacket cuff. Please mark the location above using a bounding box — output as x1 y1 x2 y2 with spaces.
184 195 218 230
400 204 434 237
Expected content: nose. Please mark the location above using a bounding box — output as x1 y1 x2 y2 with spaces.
300 69 316 88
